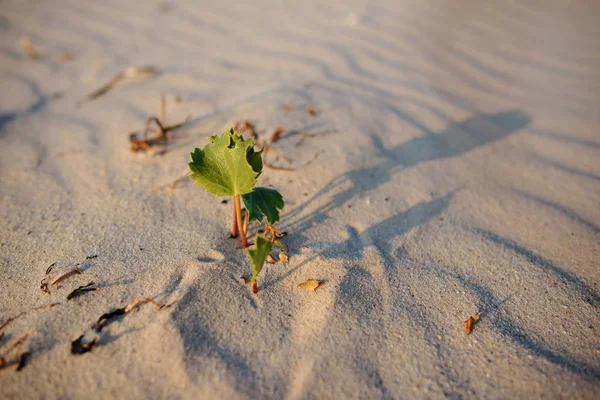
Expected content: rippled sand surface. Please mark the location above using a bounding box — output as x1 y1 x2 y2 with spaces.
1 0 599 398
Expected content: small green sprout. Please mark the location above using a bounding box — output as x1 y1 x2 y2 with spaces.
188 129 285 293
247 236 273 294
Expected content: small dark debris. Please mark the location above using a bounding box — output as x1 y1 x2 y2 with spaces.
16 352 30 371
71 335 96 355
221 199 228 204
85 255 98 260
96 308 126 332
347 204 352 208
45 263 56 275
384 197 389 201
40 279 50 294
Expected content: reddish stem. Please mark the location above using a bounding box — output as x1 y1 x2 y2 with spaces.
231 200 238 238
252 281 258 294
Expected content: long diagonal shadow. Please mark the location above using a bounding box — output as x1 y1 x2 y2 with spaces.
285 110 531 232
475 228 600 308
428 265 600 380
264 193 453 289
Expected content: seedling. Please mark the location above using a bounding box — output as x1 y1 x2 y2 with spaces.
188 129 285 293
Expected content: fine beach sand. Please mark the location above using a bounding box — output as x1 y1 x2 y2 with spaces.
1 0 599 398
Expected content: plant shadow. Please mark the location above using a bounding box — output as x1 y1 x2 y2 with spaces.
284 109 531 233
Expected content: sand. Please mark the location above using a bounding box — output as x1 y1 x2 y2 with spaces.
1 0 599 398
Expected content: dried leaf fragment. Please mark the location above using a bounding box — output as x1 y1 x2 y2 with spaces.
20 37 40 60
297 279 321 291
58 51 75 62
279 253 289 263
266 255 277 264
270 126 285 144
464 312 482 335
306 106 316 116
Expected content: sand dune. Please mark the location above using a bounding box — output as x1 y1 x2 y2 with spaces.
1 0 599 398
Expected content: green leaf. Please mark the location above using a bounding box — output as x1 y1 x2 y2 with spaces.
247 235 272 284
188 130 260 196
242 187 284 225
247 147 263 176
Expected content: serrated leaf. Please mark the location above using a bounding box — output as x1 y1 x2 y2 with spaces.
188 130 260 196
242 187 284 225
247 236 272 284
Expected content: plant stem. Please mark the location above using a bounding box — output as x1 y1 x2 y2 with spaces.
252 281 258 294
234 194 247 247
231 200 238 238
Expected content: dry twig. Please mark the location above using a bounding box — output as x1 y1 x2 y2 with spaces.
83 65 159 101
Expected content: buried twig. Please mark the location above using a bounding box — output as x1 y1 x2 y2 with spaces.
233 120 258 138
294 129 338 147
67 282 99 300
264 162 296 172
41 265 83 294
0 334 31 372
96 297 171 332
130 94 191 153
71 296 174 355
0 303 60 333
83 65 159 102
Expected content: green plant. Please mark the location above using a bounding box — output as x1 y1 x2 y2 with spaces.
188 129 284 293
